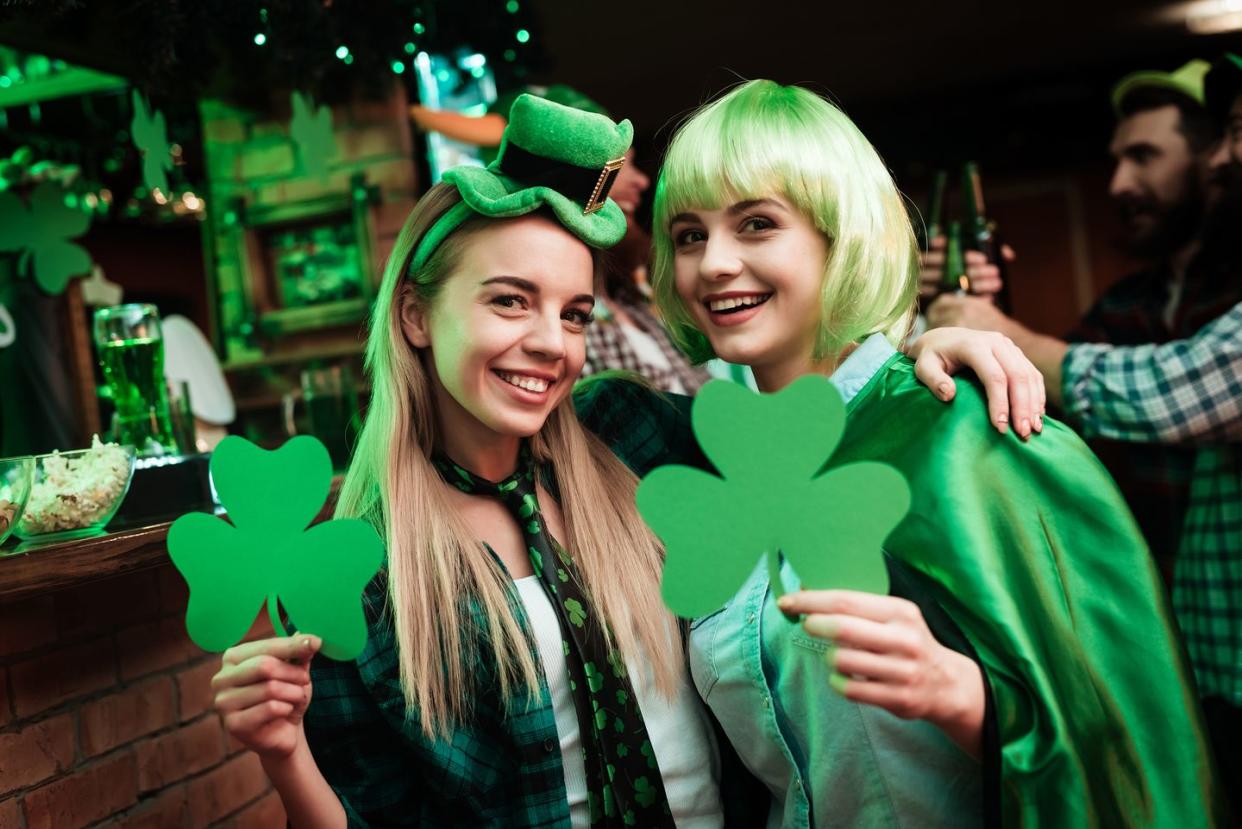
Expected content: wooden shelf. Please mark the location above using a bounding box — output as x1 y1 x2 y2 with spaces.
0 477 344 601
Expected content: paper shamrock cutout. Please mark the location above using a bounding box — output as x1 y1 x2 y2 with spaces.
168 435 384 661
130 90 172 194
290 91 337 180
0 181 93 294
636 376 912 619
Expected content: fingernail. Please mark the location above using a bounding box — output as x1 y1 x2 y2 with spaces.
1019 418 1030 436
937 382 952 399
776 595 792 610
1035 414 1043 432
828 672 848 694
803 616 839 639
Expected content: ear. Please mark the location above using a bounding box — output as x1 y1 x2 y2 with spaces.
399 285 432 348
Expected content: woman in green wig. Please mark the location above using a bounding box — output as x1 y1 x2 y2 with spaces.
639 80 1222 827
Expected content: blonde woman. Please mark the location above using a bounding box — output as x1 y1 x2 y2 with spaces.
644 80 1221 827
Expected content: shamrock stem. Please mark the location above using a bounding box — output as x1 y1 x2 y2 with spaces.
267 593 290 638
768 549 799 623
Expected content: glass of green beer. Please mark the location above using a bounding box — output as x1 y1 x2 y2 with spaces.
93 303 178 457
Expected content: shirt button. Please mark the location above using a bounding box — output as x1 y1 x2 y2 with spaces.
544 739 556 753
762 696 770 708
747 612 756 624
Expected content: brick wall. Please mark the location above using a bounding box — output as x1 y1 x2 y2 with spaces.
0 567 286 828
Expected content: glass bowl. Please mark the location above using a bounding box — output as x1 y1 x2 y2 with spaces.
14 442 137 544
0 455 35 546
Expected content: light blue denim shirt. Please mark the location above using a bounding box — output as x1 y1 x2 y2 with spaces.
688 334 983 829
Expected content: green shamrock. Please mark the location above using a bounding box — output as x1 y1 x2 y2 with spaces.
290 91 337 180
130 90 172 194
0 181 92 295
636 376 911 619
168 435 384 661
565 598 587 628
584 662 605 693
633 777 656 808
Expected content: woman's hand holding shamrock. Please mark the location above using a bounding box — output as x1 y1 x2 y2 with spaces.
212 635 322 759
777 591 985 758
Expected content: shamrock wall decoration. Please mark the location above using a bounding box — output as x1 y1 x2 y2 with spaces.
130 90 173 195
168 436 384 661
0 181 93 295
290 91 337 180
636 377 911 619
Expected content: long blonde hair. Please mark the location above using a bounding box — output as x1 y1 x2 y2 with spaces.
337 183 678 737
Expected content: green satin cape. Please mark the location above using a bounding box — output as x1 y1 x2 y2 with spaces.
835 355 1222 826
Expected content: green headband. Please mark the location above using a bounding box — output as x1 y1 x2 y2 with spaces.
409 94 633 273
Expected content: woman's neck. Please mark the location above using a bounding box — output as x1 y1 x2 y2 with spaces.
438 429 521 482
751 343 858 393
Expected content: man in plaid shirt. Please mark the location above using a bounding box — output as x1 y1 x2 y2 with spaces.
926 51 1242 800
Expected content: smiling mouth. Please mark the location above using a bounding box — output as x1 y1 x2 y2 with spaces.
704 293 773 314
493 370 553 394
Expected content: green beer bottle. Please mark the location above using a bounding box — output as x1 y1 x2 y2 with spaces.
961 161 1012 311
942 221 968 294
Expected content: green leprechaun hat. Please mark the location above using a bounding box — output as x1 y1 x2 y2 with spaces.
410 93 633 270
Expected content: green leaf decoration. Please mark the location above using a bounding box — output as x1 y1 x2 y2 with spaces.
130 90 173 194
633 777 656 808
0 182 93 295
565 598 587 628
167 435 384 661
290 91 337 180
584 661 605 693
636 376 910 619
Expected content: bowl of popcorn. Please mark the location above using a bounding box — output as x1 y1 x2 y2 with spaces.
0 455 35 546
14 439 137 544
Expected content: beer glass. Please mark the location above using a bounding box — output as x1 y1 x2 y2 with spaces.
93 304 177 456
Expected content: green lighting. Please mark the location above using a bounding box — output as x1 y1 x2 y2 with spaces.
391 60 405 74
506 0 519 11
254 33 267 45
515 29 530 43
343 54 354 65
260 7 268 21
335 45 350 59
412 22 426 34
504 49 516 62
404 42 417 54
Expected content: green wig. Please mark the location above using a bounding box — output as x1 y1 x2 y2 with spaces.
650 80 919 363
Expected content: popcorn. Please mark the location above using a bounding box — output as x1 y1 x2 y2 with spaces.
19 437 132 535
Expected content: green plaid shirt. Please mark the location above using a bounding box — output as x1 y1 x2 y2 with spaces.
1062 302 1242 704
304 377 706 827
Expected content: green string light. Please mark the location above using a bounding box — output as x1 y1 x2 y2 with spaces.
391 60 406 74
504 49 516 62
506 0 519 11
404 42 417 54
515 28 530 43
343 54 354 65
254 33 267 45
412 22 426 35
336 45 350 60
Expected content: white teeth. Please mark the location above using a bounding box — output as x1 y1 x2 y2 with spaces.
497 372 550 393
707 294 770 312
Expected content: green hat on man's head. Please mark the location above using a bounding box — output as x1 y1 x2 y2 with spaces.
1205 53 1242 122
410 94 632 271
1111 59 1211 116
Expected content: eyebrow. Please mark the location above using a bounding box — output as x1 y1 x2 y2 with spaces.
669 198 785 226
480 275 593 307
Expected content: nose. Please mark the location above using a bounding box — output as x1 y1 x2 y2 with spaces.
1109 159 1138 200
698 234 743 283
522 311 566 361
